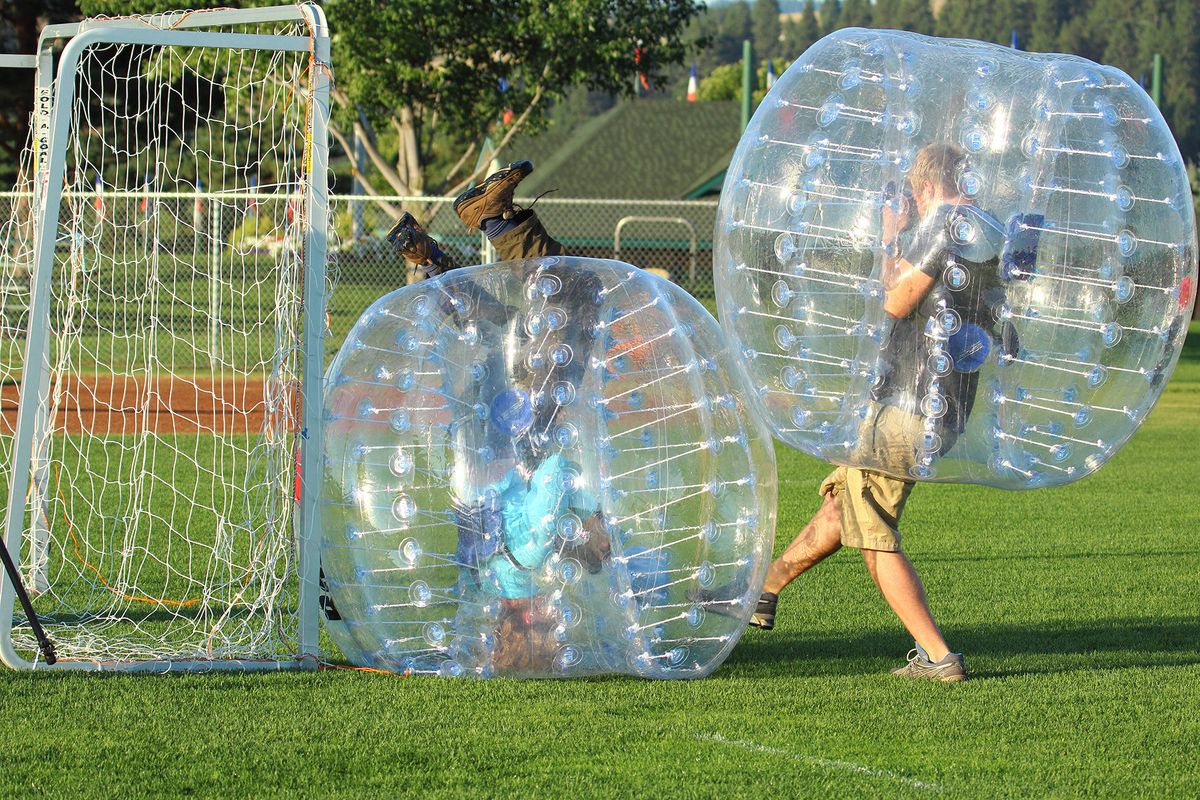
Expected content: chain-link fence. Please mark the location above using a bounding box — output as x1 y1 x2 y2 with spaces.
329 194 719 301
0 191 720 374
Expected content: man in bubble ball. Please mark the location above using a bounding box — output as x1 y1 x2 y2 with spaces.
752 143 1014 682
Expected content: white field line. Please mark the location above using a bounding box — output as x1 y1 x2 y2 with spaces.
697 732 946 794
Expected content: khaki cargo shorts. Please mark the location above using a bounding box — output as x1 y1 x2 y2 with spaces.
820 466 914 551
819 402 927 551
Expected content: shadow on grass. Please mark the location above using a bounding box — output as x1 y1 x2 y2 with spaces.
722 615 1200 679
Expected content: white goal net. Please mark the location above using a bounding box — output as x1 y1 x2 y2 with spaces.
0 4 330 670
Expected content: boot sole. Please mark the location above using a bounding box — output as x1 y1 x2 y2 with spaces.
453 160 534 226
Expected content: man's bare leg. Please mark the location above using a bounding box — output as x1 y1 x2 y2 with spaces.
762 493 844 595
861 548 950 662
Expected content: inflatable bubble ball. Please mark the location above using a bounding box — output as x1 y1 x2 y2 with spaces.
321 257 776 678
715 28 1197 489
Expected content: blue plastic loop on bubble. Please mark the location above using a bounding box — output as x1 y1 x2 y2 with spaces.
1114 186 1135 212
397 332 420 353
551 344 573 366
958 171 983 198
921 393 948 418
390 450 414 477
393 494 417 522
555 645 582 671
1101 322 1123 347
961 125 988 153
554 424 579 448
945 264 970 290
928 351 953 376
1113 276 1135 304
817 94 842 127
772 279 795 307
775 233 798 262
1116 230 1137 257
409 580 432 607
552 381 576 406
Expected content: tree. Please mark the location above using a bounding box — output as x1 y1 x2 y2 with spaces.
0 0 81 184
822 0 843 34
936 0 1002 42
782 0 822 59
697 63 742 101
752 0 782 60
1088 0 1142 73
839 0 872 28
78 0 703 201
327 0 703 198
1163 0 1200 160
1028 0 1073 52
895 0 936 34
873 0 900 28
716 1 754 64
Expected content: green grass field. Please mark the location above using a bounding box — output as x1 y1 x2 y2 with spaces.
0 323 1197 798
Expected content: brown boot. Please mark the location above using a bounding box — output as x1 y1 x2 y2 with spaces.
453 160 534 230
385 211 459 277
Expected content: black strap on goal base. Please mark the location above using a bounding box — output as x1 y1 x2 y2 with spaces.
0 537 57 665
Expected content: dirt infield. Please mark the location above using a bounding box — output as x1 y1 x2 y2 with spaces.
0 375 299 436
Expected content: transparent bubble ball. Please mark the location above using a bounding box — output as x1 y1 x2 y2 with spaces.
715 29 1197 489
321 258 776 677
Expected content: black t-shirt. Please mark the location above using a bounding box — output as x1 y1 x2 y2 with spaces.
873 203 1008 436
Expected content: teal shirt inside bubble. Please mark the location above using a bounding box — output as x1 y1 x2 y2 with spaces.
482 454 598 599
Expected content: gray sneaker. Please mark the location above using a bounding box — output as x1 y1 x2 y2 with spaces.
891 646 967 682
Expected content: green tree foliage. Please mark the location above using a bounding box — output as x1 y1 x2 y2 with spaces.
715 1 754 63
838 0 872 28
1029 0 1074 52
895 0 936 35
696 62 742 101
782 0 822 59
76 0 702 197
1162 0 1199 159
822 0 843 34
752 0 783 60
873 0 900 28
1 0 81 185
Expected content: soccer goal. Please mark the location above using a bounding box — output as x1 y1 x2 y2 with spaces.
0 4 331 671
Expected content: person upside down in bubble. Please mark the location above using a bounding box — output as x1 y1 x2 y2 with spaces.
750 143 1018 681
452 447 611 673
385 161 615 672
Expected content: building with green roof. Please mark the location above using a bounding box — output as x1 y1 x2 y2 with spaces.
514 99 739 200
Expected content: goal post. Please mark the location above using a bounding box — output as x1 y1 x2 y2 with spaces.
0 4 331 671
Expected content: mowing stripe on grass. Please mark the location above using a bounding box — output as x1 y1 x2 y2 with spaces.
697 732 946 793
